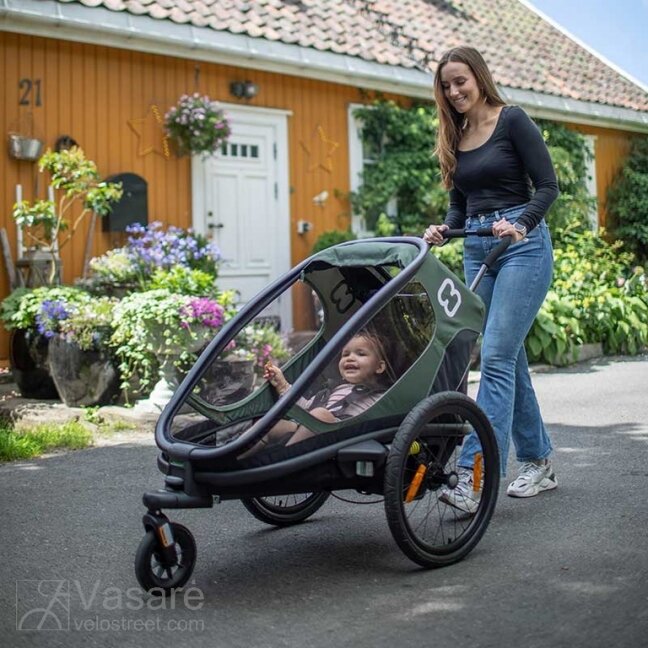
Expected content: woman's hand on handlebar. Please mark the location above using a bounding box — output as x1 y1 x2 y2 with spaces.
492 218 525 243
423 223 449 246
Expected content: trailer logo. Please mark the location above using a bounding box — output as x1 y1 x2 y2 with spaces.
437 278 462 318
330 281 356 314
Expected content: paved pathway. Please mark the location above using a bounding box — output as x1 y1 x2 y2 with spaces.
0 355 646 648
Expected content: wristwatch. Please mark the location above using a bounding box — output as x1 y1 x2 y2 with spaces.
513 222 527 238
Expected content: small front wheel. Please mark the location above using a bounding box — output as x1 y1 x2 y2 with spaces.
134 522 196 595
241 492 330 527
384 392 499 568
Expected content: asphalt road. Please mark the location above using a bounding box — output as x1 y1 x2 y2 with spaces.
1 355 647 648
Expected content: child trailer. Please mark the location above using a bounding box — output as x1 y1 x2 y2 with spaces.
135 233 511 594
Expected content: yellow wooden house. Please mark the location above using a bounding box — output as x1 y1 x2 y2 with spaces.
1 0 647 357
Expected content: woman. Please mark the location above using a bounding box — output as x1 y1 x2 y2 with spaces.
424 46 559 514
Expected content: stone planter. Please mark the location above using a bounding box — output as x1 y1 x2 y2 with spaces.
48 335 121 407
134 329 214 412
9 328 59 399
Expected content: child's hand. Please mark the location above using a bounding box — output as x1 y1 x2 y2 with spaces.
264 362 290 394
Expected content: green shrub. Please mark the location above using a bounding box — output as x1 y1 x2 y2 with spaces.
0 285 90 331
147 266 217 296
607 136 648 264
350 99 447 235
312 230 357 254
536 119 597 239
526 229 648 363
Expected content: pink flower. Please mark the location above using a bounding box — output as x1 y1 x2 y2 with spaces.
180 298 224 329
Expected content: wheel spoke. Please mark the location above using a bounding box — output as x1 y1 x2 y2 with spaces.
385 393 498 567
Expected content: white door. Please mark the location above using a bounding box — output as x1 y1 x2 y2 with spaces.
192 107 291 329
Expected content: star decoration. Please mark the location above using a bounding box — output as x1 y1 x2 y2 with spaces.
300 125 340 173
128 104 170 159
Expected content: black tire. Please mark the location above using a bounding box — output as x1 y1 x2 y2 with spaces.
241 492 330 527
134 522 197 595
384 392 499 568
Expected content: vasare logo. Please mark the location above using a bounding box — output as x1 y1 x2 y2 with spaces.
437 278 462 318
16 579 205 633
16 580 70 631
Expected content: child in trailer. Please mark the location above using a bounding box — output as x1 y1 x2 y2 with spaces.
245 329 393 453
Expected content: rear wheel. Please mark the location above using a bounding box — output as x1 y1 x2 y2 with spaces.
241 492 330 526
384 392 499 568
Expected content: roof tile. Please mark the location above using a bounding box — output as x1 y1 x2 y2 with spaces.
61 0 648 111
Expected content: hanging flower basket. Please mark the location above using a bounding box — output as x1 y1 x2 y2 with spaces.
164 94 231 158
8 134 44 161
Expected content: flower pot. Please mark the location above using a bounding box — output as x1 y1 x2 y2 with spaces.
48 335 121 407
170 138 192 158
9 329 59 399
8 134 44 161
132 328 214 412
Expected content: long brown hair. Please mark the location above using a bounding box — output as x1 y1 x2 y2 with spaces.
433 46 506 189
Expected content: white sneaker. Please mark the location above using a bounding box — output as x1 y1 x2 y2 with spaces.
507 460 557 498
439 467 481 514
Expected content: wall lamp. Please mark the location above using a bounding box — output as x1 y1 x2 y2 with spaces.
229 80 259 100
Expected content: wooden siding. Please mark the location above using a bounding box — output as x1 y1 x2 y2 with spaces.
1 31 374 358
0 31 638 361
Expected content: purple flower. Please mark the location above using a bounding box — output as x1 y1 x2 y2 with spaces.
123 222 221 276
36 300 70 338
180 298 224 329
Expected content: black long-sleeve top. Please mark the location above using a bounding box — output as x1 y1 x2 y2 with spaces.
444 105 559 232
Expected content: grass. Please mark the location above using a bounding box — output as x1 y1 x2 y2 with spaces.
83 407 137 435
0 420 92 462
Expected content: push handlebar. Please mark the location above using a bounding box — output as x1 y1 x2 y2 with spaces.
442 227 495 239
433 227 514 292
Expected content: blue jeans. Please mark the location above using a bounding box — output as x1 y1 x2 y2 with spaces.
459 204 554 476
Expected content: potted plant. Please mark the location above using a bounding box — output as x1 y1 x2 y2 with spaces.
48 297 121 407
110 289 232 407
77 248 140 297
0 286 91 399
164 94 231 158
12 147 123 284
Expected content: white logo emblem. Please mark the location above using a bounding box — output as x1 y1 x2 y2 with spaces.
437 278 462 318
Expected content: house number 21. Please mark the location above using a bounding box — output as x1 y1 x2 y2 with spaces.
19 78 43 106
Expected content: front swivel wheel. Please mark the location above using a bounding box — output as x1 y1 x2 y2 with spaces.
135 521 197 595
